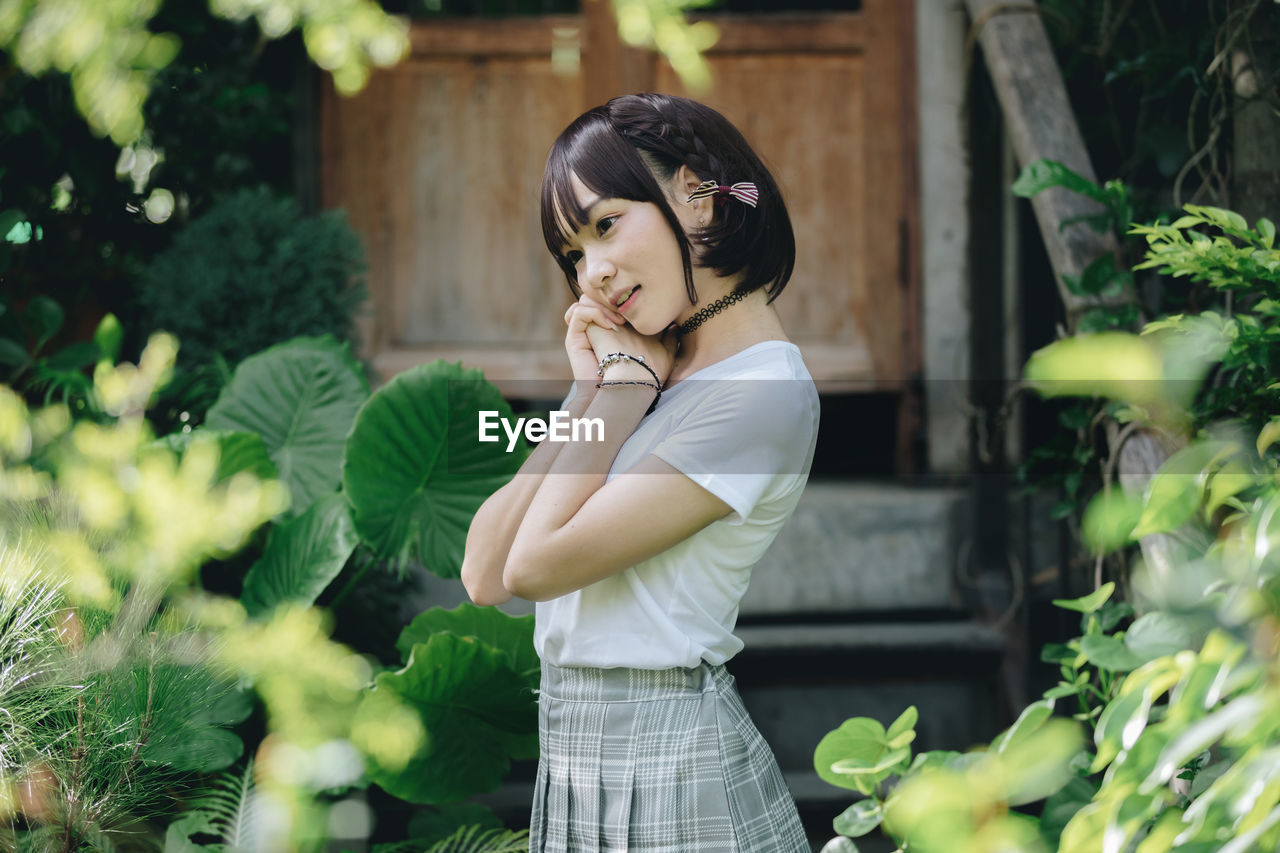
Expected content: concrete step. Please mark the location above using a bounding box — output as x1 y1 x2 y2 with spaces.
741 483 968 616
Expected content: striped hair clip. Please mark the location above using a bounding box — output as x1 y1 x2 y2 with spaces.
685 180 759 208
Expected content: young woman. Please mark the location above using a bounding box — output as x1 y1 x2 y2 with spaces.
461 92 819 852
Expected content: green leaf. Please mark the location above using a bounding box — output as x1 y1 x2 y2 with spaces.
1258 217 1276 249
1257 418 1280 457
885 705 918 745
1124 612 1194 663
164 809 220 853
833 799 882 837
1075 252 1122 295
999 718 1085 806
1024 333 1164 406
1132 441 1237 538
831 747 911 776
1041 643 1077 664
43 340 100 371
1079 633 1145 672
153 429 280 484
1082 487 1143 554
342 361 524 577
813 718 889 792
0 336 30 367
1053 582 1115 614
24 295 63 349
1096 599 1135 633
1092 688 1150 770
1011 159 1108 204
1204 460 1253 518
206 335 370 518
906 749 963 774
1043 683 1081 700
361 634 538 804
241 492 359 617
992 698 1055 754
396 603 538 686
1144 694 1263 791
94 313 124 363
1132 472 1202 539
0 208 26 240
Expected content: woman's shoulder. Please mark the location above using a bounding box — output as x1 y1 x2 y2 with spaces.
701 339 811 381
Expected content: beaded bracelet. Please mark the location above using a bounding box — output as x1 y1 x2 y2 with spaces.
597 352 662 390
595 379 661 415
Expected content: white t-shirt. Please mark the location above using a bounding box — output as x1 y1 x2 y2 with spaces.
533 340 820 669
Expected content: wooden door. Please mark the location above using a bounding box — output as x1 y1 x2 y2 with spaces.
319 2 918 395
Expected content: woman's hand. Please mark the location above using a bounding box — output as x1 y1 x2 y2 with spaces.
584 316 677 386
564 294 625 386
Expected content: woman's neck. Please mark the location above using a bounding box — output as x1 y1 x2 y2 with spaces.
669 289 788 382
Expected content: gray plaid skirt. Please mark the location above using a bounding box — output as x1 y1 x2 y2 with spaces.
529 661 809 852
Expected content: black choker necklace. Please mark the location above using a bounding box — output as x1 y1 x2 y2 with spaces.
676 290 747 338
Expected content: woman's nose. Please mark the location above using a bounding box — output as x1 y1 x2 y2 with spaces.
583 250 615 291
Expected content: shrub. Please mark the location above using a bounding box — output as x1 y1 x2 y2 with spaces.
135 186 368 398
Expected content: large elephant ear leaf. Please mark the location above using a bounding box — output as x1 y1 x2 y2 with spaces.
342 361 524 577
397 603 538 687
360 633 538 804
241 491 359 617
205 335 370 517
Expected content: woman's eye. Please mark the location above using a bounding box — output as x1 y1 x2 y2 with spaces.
565 250 583 265
597 215 618 235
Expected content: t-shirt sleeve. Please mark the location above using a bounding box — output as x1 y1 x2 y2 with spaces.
649 378 818 524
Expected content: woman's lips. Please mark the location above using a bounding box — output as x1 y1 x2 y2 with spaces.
617 285 640 313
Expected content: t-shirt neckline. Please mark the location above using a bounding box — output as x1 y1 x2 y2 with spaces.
669 339 799 386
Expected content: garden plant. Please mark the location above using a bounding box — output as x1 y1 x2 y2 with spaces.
0 326 548 850
815 201 1280 852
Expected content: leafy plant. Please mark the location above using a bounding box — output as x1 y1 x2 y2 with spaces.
0 295 124 415
819 201 1280 851
162 759 261 852
0 336 422 850
1129 205 1280 427
358 603 539 805
341 360 528 576
372 825 530 853
203 335 370 518
136 191 370 424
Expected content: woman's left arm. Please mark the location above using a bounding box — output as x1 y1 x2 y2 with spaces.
502 329 732 601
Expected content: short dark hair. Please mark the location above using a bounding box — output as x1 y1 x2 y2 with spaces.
540 93 795 304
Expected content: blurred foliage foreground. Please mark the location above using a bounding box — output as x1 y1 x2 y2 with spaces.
0 329 543 851
815 202 1280 853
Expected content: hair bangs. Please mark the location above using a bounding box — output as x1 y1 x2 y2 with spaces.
540 108 682 294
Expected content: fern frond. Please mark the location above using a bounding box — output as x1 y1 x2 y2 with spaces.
424 826 530 853
371 841 428 853
182 757 259 850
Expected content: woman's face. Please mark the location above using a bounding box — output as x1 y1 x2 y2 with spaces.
561 172 702 336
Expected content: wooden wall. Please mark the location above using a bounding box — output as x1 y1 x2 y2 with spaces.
320 2 918 396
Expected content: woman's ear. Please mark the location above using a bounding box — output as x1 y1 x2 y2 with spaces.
674 164 711 222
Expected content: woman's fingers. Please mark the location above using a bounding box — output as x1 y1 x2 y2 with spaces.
572 292 626 327
565 300 617 331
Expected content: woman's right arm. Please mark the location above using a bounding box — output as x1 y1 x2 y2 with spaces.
460 386 594 605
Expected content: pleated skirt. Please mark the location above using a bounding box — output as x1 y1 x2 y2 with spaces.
529 661 809 853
